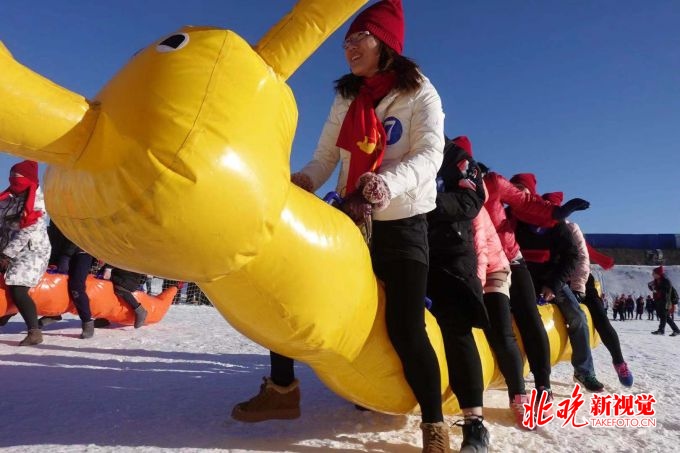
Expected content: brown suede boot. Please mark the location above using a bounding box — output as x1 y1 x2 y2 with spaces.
231 377 301 422
420 421 451 453
19 329 43 346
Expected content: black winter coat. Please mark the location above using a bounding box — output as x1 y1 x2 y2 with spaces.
514 219 579 294
47 221 80 265
427 144 485 316
649 276 672 310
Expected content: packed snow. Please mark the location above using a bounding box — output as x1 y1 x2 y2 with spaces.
1 265 678 452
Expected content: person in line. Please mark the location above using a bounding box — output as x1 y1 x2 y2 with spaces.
456 137 531 430
649 266 680 336
544 198 633 388
510 174 604 392
427 137 490 451
481 168 589 407
232 2 449 451
39 221 97 338
100 264 148 328
0 160 51 346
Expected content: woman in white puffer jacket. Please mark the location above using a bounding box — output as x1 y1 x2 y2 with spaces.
233 3 450 450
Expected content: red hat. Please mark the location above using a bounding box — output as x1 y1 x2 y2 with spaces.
10 160 39 185
346 0 404 54
510 173 537 195
451 136 473 157
542 191 564 206
653 266 664 276
0 160 42 228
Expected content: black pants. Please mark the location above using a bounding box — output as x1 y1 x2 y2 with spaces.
582 285 624 365
113 286 140 310
377 259 443 422
509 261 551 389
428 268 483 409
270 351 295 387
656 301 680 333
68 252 94 322
271 218 441 423
483 291 525 399
8 285 39 330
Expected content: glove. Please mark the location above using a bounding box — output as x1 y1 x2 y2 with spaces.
459 159 486 201
357 172 390 212
340 191 372 225
290 172 314 193
552 198 590 220
0 254 11 273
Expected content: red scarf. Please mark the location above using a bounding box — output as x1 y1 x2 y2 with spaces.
0 176 42 228
336 72 396 195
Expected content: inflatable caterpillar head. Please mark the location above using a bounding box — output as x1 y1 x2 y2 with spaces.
0 1 368 281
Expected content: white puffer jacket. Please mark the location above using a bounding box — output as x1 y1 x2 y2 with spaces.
300 76 444 221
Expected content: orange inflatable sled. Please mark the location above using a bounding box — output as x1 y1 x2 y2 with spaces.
0 273 177 326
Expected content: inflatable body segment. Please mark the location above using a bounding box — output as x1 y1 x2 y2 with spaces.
1 273 176 326
0 0 598 414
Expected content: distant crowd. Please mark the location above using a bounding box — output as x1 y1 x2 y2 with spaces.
603 267 679 334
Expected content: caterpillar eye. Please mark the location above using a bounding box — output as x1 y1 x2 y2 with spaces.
156 33 189 52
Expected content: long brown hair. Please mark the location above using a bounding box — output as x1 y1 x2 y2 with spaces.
334 44 423 99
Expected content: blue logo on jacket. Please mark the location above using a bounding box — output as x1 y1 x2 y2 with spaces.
383 116 402 145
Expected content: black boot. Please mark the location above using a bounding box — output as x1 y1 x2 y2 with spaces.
456 416 489 453
80 320 95 339
134 305 148 328
0 314 15 326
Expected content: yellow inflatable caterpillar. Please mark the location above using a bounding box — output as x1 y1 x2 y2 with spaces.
0 1 596 413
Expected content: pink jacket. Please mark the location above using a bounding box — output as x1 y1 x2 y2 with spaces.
483 172 557 261
473 185 511 296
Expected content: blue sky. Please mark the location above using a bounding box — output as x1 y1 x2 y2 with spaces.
0 0 678 233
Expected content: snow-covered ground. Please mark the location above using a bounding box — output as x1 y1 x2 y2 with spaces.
1 265 678 452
